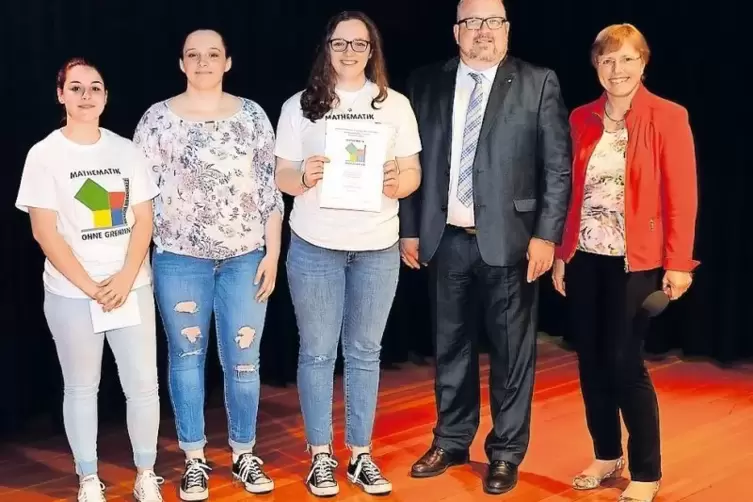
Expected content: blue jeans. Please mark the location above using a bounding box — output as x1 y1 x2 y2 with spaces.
43 286 160 477
152 249 268 453
286 233 400 448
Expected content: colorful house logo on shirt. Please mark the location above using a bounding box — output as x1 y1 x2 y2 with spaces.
345 143 366 164
75 178 129 230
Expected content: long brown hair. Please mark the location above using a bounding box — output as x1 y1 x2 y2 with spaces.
300 11 389 122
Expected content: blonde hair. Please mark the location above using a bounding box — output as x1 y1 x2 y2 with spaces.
591 23 650 67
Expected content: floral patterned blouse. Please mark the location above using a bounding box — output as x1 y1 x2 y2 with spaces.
577 127 628 256
133 98 284 260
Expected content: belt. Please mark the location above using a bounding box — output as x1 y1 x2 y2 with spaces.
449 225 477 235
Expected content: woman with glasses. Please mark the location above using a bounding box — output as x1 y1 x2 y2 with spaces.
15 58 163 502
274 10 422 498
133 29 284 501
552 24 699 502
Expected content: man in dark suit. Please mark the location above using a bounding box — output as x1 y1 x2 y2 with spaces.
400 0 571 494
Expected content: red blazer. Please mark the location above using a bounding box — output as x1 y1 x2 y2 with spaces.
555 85 700 273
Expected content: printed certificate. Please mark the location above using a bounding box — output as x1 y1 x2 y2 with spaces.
89 291 141 333
320 120 390 212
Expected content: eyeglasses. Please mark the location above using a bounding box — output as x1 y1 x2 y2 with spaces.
329 38 371 53
457 16 508 30
598 56 642 68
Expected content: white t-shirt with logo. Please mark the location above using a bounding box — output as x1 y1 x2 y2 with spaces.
15 128 160 299
274 81 422 251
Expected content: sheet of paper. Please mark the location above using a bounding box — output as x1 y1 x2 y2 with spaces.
320 120 391 213
89 291 141 333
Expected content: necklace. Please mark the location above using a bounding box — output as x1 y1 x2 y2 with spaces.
335 82 370 113
604 103 626 123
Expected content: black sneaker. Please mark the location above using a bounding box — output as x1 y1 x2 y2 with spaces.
347 453 392 495
306 452 339 497
179 458 211 501
232 453 274 494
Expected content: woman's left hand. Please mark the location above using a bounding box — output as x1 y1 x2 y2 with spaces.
254 254 278 303
96 271 136 312
662 270 693 300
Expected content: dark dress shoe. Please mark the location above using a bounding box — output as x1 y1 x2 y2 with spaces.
410 446 469 478
483 461 518 494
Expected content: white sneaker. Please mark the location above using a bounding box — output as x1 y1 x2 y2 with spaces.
78 475 106 502
133 470 164 501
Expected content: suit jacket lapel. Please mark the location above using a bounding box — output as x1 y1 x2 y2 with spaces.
478 58 516 143
437 58 459 165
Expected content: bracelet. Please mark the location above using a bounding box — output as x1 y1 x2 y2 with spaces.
301 171 311 189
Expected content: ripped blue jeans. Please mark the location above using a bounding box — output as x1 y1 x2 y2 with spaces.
152 248 268 453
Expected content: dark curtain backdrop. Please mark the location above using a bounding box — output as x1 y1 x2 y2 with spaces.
1 0 745 442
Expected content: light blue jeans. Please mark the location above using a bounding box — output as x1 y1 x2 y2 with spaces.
286 232 400 448
152 249 268 454
43 285 160 477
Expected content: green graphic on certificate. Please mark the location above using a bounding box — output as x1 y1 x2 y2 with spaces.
322 120 390 213
345 143 367 164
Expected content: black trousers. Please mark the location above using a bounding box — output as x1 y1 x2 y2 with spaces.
428 226 537 465
567 251 662 482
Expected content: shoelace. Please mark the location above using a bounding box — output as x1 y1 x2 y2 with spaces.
354 455 385 484
236 454 268 483
308 455 338 485
136 471 165 501
184 460 211 488
78 476 105 502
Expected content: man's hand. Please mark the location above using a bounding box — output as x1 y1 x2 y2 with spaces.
400 238 421 269
254 253 279 303
662 270 692 300
383 160 399 198
526 238 555 283
96 270 137 312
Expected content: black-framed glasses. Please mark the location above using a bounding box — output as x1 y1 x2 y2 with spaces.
329 38 371 52
457 16 508 30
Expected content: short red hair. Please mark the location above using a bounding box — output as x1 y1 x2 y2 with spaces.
591 23 650 67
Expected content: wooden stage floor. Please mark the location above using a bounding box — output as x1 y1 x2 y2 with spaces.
1 337 751 501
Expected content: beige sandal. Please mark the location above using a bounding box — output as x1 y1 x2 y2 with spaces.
572 457 626 490
618 480 660 501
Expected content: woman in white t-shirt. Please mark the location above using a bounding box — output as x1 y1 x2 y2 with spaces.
15 59 163 502
275 11 422 498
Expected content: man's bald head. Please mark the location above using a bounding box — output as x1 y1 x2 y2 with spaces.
454 0 509 70
457 0 506 21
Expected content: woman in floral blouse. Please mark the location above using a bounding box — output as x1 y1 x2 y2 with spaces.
133 29 283 501
552 24 699 502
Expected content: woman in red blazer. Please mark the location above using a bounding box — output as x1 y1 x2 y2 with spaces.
552 24 699 502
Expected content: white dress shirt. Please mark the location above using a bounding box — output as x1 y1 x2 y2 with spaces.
446 60 500 228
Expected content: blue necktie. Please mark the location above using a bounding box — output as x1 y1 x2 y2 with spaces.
457 72 485 207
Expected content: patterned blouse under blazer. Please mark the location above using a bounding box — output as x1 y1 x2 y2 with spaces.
555 85 700 273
